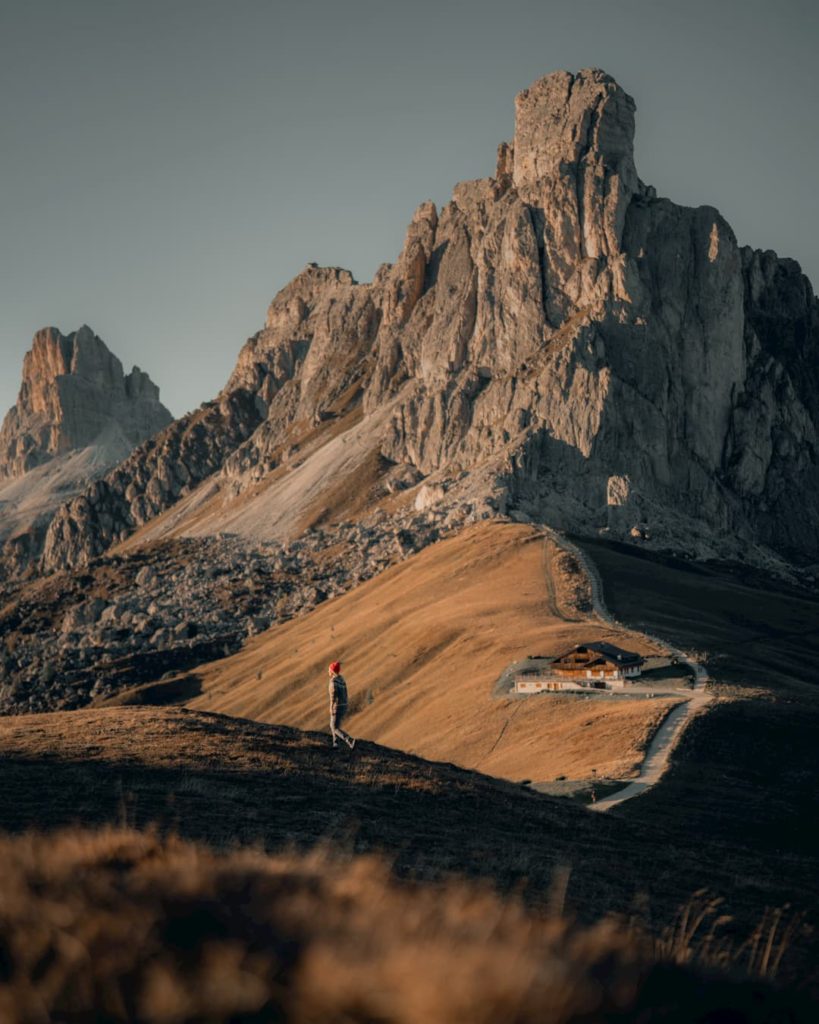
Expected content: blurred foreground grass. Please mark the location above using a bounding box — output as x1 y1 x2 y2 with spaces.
0 827 811 1023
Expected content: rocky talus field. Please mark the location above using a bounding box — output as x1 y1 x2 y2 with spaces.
0 508 456 713
1 67 819 1020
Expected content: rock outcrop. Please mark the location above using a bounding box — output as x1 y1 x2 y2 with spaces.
26 68 819 573
40 389 264 570
0 326 172 479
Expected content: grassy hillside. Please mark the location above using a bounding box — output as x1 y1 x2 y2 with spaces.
3 532 817 1012
179 523 677 783
0 705 654 908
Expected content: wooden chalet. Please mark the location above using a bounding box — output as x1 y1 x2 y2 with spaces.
513 642 644 695
551 642 644 682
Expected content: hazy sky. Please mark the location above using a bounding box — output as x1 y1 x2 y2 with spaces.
1 0 817 420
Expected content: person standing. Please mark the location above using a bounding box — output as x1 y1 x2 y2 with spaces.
328 661 355 749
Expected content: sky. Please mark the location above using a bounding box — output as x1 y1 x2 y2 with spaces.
1 0 817 420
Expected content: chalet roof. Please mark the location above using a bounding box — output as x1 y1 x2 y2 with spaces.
555 642 644 665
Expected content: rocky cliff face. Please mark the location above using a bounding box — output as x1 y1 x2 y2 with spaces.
0 328 175 577
27 68 819 573
40 389 264 569
0 326 172 479
354 69 818 564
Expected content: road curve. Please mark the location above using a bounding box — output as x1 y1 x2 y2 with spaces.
545 530 714 813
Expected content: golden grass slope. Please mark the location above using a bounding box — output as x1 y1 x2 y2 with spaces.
190 523 679 782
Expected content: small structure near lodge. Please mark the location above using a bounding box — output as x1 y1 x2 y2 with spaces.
514 643 644 695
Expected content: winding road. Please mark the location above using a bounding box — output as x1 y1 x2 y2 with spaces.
545 530 714 813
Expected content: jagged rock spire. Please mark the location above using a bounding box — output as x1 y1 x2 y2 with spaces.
0 326 172 479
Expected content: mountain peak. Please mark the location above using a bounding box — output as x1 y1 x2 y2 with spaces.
510 69 638 261
513 68 636 185
0 326 172 480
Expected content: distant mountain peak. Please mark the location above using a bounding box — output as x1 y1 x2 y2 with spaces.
0 326 172 480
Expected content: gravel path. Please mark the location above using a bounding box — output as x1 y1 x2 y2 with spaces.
545 530 714 813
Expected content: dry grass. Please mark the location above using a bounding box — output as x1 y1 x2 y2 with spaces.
189 523 675 783
0 826 810 1024
645 891 807 981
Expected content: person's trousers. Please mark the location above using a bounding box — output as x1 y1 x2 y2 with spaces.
331 704 354 747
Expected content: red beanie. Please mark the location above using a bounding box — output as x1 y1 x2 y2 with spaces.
329 661 341 674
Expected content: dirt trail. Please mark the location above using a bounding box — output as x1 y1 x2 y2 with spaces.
545 531 714 813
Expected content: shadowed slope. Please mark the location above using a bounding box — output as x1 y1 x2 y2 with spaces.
0 704 817 995
578 537 819 695
0 705 643 909
576 539 819 868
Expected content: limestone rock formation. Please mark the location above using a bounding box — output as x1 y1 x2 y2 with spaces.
0 326 172 479
39 389 263 570
26 68 819 573
0 327 175 576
